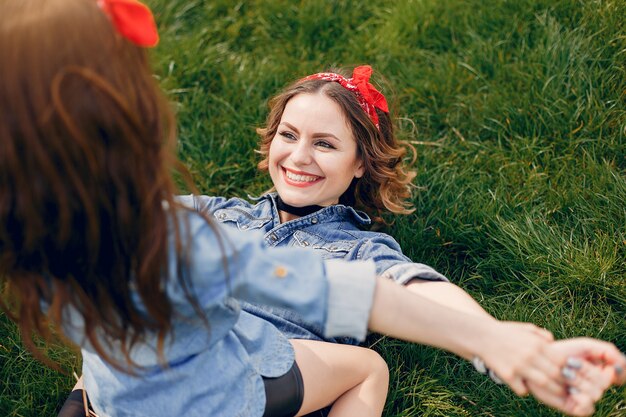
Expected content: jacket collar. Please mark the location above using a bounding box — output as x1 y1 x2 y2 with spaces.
253 193 372 227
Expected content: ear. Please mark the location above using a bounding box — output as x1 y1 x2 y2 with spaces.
354 159 365 178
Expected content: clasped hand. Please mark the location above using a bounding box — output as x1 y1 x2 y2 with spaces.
479 322 625 416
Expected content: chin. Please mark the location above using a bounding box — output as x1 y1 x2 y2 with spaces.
278 192 311 207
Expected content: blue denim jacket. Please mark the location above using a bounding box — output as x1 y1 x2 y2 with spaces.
181 193 448 345
62 208 376 417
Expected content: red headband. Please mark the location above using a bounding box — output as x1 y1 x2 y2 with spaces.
97 0 159 47
302 65 389 129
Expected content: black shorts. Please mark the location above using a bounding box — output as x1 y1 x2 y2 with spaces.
57 389 93 417
262 361 330 417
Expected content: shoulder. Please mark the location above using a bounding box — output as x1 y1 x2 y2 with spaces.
291 224 399 261
212 195 274 231
176 194 274 218
342 232 404 264
176 194 257 210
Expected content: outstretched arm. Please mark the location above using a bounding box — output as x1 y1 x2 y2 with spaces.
369 278 552 393
358 237 493 318
406 279 492 318
366 278 626 416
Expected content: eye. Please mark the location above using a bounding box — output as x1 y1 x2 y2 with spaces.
315 140 336 150
279 130 297 141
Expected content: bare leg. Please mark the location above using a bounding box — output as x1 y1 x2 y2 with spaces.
406 279 492 318
292 339 389 417
72 376 84 391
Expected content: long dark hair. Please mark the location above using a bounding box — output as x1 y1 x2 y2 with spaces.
0 0 213 371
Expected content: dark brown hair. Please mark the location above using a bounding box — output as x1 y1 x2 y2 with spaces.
0 0 211 371
257 68 416 220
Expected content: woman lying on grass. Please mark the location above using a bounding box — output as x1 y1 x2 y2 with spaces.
180 65 626 415
66 65 626 417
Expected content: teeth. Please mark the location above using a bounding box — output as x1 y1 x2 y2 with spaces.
285 170 319 182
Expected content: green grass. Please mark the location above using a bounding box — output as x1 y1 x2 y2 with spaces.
2 0 625 415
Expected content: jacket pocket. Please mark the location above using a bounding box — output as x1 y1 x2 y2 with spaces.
293 230 355 259
213 208 271 231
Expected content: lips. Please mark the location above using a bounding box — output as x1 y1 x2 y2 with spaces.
282 167 323 187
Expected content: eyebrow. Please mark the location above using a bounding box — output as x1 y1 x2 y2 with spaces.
280 122 341 142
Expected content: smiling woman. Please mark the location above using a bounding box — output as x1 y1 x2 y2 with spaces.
257 66 417 222
268 93 365 217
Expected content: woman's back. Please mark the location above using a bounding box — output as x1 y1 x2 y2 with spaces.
0 2 379 415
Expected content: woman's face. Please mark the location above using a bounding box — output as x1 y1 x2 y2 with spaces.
268 93 364 208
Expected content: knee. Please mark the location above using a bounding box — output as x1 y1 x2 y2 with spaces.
367 350 390 386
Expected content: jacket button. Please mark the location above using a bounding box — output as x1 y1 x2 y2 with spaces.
311 217 318 224
274 266 288 278
302 241 309 246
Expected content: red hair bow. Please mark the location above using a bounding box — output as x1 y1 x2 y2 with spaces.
98 0 159 47
302 65 389 129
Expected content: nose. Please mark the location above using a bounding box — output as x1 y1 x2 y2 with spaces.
289 139 313 166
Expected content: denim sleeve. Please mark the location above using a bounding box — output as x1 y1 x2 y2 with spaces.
357 234 449 285
187 213 376 341
175 194 228 214
323 259 376 341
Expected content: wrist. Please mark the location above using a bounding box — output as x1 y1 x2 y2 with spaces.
454 316 501 361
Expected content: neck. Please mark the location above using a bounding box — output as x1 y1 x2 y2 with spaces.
279 210 299 223
275 195 324 222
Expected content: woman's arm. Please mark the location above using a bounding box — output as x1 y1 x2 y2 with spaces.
406 279 492 317
357 237 495 317
190 215 557 389
176 194 229 214
366 278 626 416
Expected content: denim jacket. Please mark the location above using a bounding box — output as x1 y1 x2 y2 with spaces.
180 193 448 345
62 209 377 417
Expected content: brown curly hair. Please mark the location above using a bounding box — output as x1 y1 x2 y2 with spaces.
256 67 416 220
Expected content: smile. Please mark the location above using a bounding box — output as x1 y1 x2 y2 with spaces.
282 167 323 186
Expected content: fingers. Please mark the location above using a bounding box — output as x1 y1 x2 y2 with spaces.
530 325 555 342
545 357 614 416
565 390 597 417
550 338 626 385
614 362 626 385
567 360 613 403
526 380 595 417
610 356 626 385
522 344 609 416
553 338 624 365
471 356 529 395
507 377 529 396
516 322 554 341
520 353 566 397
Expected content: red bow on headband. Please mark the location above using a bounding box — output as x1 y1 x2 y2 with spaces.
302 65 389 128
98 0 159 47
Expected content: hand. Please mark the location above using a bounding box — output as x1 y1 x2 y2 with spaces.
526 359 608 416
476 321 557 396
549 338 626 385
525 338 625 416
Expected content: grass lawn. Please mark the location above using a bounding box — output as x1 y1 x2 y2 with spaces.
1 0 625 415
